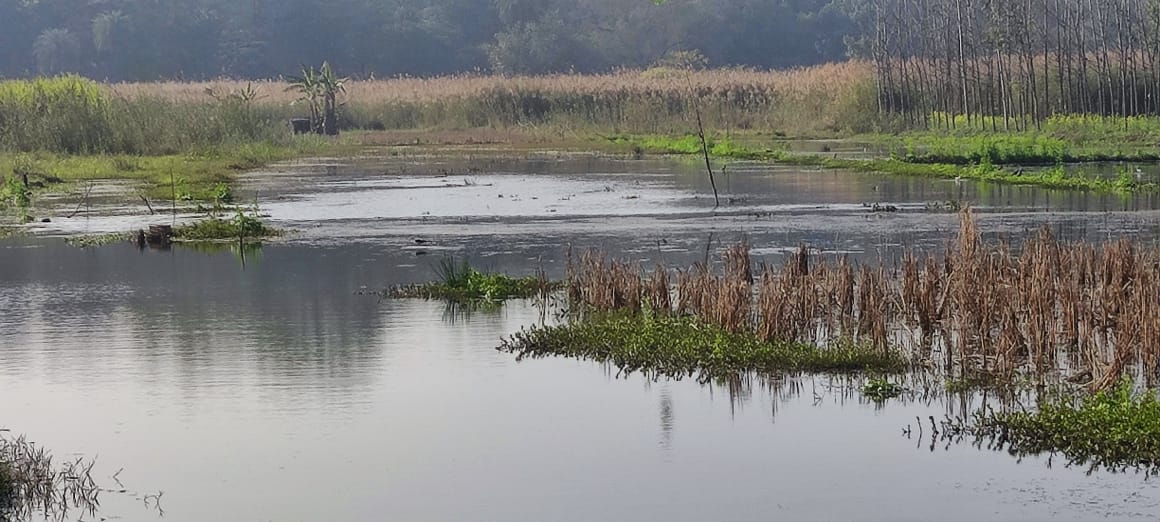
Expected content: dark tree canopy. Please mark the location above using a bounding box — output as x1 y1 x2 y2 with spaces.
0 0 857 80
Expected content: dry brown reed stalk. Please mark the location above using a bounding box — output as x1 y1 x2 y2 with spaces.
644 264 671 315
564 208 1160 390
567 249 644 314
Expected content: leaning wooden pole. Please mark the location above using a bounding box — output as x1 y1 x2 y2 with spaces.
686 74 720 208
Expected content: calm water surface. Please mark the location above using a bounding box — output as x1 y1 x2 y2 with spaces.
4 155 1160 521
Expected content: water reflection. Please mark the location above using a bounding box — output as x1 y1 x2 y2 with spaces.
4 208 1160 520
658 387 674 452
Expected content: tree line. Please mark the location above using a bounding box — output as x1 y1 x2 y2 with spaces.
856 0 1160 129
0 0 852 81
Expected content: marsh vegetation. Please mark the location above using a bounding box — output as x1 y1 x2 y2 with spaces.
390 257 558 303
0 432 99 521
493 208 1160 469
5 1 1160 518
536 210 1160 392
944 381 1160 474
173 206 279 242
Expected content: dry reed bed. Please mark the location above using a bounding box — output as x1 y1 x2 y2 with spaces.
106 63 871 104
567 210 1160 390
103 63 874 133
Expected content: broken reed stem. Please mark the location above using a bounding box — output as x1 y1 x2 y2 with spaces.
566 209 1160 390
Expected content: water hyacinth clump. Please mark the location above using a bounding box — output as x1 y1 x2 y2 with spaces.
390 257 558 302
944 381 1160 474
499 313 905 380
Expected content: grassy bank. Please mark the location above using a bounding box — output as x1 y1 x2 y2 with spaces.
873 116 1160 165
621 134 1158 193
0 141 328 202
0 76 339 215
499 314 904 379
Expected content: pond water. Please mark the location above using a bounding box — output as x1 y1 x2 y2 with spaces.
4 154 1160 521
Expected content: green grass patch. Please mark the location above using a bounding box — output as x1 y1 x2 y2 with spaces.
173 207 279 241
869 132 1160 166
390 257 557 302
858 114 1160 165
0 139 329 202
962 381 1160 473
924 113 1160 141
498 314 905 379
618 134 1157 193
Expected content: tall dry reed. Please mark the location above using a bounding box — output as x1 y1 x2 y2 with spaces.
566 209 1160 389
105 63 876 135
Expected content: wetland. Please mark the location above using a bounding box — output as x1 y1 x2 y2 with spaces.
4 151 1160 520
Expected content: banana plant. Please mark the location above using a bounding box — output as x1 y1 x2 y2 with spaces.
286 61 347 135
317 61 347 136
286 65 323 133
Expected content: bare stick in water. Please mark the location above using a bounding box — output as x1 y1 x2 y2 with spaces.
686 74 720 207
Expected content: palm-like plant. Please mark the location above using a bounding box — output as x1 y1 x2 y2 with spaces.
317 61 347 136
286 61 346 135
286 65 323 133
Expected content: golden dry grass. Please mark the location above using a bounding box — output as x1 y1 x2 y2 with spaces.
103 62 877 135
106 63 873 104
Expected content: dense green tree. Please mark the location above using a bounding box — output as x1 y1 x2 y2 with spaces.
0 0 860 80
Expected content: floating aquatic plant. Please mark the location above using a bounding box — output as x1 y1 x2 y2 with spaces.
390 257 559 303
499 313 905 380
